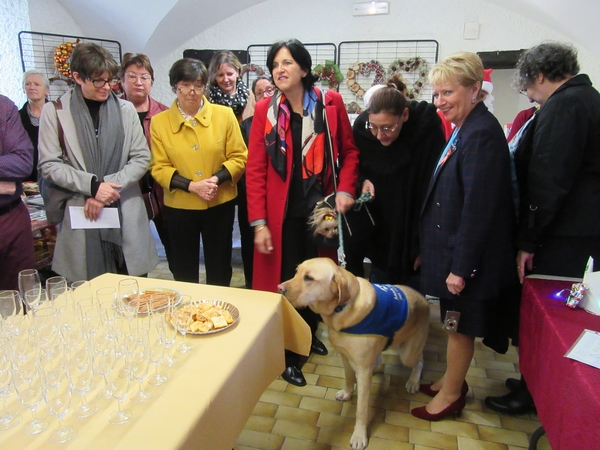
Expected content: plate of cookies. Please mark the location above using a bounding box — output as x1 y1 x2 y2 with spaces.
168 300 239 335
126 287 182 314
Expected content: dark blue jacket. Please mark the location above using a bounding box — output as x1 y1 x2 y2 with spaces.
419 102 516 300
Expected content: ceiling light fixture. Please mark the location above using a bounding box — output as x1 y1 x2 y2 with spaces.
353 1 389 16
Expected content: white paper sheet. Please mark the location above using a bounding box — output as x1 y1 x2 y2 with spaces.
565 329 600 370
69 206 120 229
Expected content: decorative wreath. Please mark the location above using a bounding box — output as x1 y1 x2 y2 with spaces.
314 60 343 89
241 63 266 76
346 60 385 99
387 57 429 100
53 39 80 78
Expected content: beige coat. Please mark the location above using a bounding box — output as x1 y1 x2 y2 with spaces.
38 89 158 281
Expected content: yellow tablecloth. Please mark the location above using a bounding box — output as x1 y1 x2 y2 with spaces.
0 274 310 449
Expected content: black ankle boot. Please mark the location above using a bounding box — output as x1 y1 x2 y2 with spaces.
281 366 306 386
484 385 535 415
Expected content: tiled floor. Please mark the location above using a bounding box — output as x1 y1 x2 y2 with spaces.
149 254 550 450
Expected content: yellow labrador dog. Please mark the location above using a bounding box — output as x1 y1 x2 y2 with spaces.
278 257 430 450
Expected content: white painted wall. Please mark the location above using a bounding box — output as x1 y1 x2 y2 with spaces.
147 0 600 127
28 0 82 37
0 0 30 105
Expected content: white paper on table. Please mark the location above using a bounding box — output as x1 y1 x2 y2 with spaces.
69 206 120 229
564 329 600 370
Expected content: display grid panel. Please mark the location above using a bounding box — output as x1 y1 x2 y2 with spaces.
19 31 122 101
338 40 438 113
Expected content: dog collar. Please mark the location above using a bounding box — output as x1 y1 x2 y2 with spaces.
334 303 348 313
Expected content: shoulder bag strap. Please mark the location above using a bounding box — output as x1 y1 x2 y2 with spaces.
321 90 337 193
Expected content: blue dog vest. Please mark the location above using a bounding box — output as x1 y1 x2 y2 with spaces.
341 284 409 339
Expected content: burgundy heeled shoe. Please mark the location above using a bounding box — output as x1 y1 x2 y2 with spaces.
411 395 467 421
419 380 469 397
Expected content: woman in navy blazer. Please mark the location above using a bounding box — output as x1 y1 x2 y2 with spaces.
413 52 516 421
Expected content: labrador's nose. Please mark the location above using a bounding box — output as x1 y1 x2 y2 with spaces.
277 283 287 295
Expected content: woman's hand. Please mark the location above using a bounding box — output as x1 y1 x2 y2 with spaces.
189 176 219 201
254 225 273 254
95 181 122 206
361 180 375 200
335 193 355 214
446 272 465 296
517 251 534 284
84 197 105 221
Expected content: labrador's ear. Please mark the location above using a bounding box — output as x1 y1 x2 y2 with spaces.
334 266 354 306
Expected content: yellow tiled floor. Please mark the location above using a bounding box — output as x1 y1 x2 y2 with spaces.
149 255 551 450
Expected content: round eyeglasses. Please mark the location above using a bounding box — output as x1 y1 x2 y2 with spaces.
125 72 152 84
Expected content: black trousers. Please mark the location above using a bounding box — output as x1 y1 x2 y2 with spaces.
281 216 320 368
236 174 254 288
165 201 235 286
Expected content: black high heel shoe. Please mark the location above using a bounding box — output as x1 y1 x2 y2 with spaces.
411 395 466 421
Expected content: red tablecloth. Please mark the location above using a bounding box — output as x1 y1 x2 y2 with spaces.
519 277 600 450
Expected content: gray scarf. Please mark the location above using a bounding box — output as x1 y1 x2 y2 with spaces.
70 84 125 279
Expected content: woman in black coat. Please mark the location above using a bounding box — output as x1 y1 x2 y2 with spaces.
348 76 445 287
415 52 516 422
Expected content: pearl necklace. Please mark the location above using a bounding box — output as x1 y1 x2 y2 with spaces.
177 100 203 121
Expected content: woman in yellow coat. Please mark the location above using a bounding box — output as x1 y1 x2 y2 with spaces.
150 58 247 285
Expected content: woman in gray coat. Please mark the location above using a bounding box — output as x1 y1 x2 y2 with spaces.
38 43 158 282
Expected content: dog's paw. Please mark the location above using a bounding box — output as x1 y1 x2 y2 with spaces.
350 430 368 450
405 379 420 394
335 389 353 401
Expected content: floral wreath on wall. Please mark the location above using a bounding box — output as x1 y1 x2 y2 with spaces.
346 60 385 99
387 57 429 100
53 39 80 79
241 63 266 77
314 60 343 89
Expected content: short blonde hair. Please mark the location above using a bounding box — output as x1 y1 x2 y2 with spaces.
428 52 483 89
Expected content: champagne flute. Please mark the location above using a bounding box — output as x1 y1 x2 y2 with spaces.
104 343 134 424
0 290 23 318
117 278 140 323
146 313 168 386
172 296 194 353
18 269 41 312
40 345 76 444
66 335 98 418
70 280 92 311
160 299 179 367
0 337 21 430
125 328 152 403
12 351 48 434
45 276 68 303
24 288 46 312
32 307 61 354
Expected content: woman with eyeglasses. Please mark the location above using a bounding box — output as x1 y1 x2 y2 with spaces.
149 58 247 286
38 42 158 282
346 75 445 287
120 53 173 272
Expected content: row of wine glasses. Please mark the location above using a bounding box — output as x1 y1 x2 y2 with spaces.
0 275 194 441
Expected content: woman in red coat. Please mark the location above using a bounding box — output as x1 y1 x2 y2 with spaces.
246 39 359 386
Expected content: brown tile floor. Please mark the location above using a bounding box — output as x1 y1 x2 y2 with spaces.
149 255 551 450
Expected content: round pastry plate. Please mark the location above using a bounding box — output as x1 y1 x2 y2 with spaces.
171 299 239 335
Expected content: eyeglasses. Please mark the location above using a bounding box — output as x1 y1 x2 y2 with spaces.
366 118 401 136
255 86 275 98
124 72 152 84
177 84 205 95
89 77 120 88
